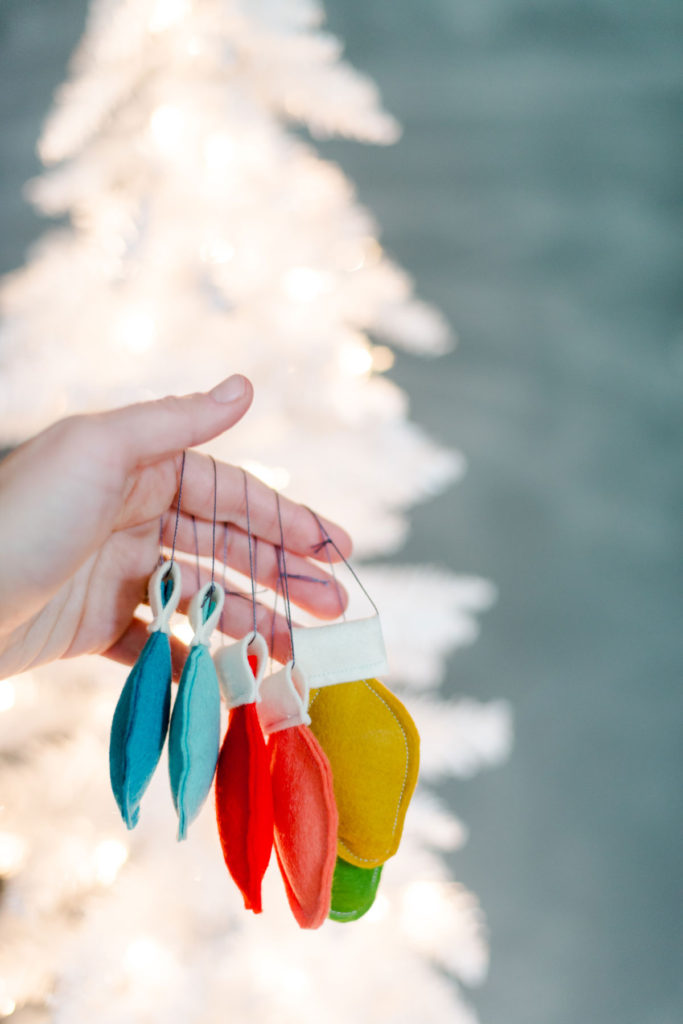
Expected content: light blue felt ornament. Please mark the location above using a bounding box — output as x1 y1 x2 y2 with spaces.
109 560 182 829
168 579 225 840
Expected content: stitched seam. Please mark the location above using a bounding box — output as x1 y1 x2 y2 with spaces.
338 679 411 863
121 635 161 819
176 651 202 830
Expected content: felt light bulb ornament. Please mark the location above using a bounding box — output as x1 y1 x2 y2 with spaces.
295 514 420 915
256 507 338 930
109 557 181 828
213 471 273 913
214 631 272 913
168 460 224 839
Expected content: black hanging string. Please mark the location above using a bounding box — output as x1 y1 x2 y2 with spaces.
157 514 165 567
190 514 201 591
308 508 345 619
169 450 187 569
307 506 379 617
220 521 229 644
275 492 296 666
269 561 282 673
210 457 218 585
241 469 258 642
201 455 219 615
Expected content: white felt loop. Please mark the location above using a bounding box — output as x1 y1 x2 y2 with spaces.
213 632 268 709
148 560 182 634
188 581 225 647
257 662 311 736
291 615 389 688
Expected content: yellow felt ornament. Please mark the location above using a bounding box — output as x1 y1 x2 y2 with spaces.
308 677 419 869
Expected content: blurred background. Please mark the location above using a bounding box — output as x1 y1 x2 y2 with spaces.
0 1 681 1023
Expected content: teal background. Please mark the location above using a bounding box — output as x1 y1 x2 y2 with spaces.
1 2 681 1022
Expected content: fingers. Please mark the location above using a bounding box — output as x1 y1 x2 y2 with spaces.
174 450 353 562
102 580 297 676
99 375 254 470
174 580 296 665
162 515 348 619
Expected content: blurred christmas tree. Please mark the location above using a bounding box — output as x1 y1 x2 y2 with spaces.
0 1 510 1021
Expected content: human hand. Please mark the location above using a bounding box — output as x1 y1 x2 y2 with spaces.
0 375 350 680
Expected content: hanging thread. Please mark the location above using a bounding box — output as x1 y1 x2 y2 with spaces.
275 492 296 666
308 508 379 618
241 469 258 642
169 450 187 568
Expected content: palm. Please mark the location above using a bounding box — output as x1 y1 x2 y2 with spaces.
0 382 351 682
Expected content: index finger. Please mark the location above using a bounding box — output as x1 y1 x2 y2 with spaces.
177 450 353 561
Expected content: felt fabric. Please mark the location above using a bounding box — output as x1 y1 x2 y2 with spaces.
213 633 267 709
292 615 389 689
269 724 337 929
257 660 311 735
308 678 420 869
168 644 221 840
215 702 273 913
329 857 383 923
109 629 172 829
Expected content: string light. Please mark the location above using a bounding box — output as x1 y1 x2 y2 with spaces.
123 937 175 983
371 345 395 372
0 832 27 876
112 307 157 354
338 338 373 377
199 237 235 264
400 880 452 941
0 680 15 713
93 839 128 886
149 0 191 34
203 133 235 176
282 266 335 303
149 105 186 156
0 994 16 1020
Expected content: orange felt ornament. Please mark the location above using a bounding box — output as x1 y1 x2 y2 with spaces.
259 660 338 929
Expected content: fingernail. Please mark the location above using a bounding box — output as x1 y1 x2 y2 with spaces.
210 375 247 403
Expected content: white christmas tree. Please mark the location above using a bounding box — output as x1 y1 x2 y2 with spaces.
0 1 511 1021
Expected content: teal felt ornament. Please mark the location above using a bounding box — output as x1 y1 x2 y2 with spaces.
169 579 224 840
109 559 181 829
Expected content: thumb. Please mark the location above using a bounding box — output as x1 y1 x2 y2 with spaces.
101 375 253 467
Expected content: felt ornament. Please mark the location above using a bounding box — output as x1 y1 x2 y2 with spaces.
294 513 419 870
214 632 273 913
168 580 225 840
109 559 181 829
258 660 338 930
308 677 420 869
329 857 383 923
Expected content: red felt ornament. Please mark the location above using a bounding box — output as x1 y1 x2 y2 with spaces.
215 692 273 913
255 501 338 928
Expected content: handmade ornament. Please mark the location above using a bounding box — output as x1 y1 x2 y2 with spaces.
109 557 181 828
256 509 338 929
294 514 420 879
214 631 273 913
168 579 224 840
214 471 272 913
307 676 419 869
168 460 224 840
329 857 383 923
